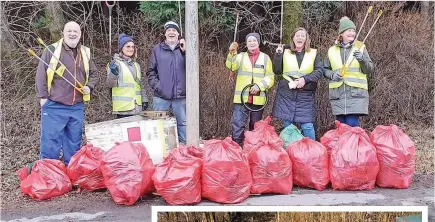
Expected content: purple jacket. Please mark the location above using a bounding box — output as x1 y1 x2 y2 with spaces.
146 41 186 100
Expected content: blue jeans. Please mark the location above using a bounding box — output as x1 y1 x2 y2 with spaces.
152 97 186 144
336 114 360 127
283 120 316 140
40 100 84 165
232 104 263 146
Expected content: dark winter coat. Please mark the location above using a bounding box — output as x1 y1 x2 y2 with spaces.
146 41 186 100
272 50 323 123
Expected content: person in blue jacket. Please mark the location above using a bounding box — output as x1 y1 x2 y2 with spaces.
146 21 186 144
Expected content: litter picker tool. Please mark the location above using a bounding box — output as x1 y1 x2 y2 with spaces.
178 0 184 48
106 1 115 56
28 49 84 95
341 9 382 76
36 37 84 89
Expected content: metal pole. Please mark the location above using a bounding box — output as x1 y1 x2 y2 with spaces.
280 0 283 44
185 1 199 146
106 1 115 56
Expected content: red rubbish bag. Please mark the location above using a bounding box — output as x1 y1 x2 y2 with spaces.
330 127 379 190
67 144 105 191
101 142 154 205
286 138 329 191
244 117 292 194
19 159 72 200
153 146 202 205
167 144 203 160
320 120 351 157
202 137 252 204
370 124 415 188
142 166 156 196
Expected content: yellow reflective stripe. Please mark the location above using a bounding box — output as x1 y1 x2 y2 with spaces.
112 96 134 101
343 77 367 84
260 79 269 89
337 67 361 73
237 71 265 78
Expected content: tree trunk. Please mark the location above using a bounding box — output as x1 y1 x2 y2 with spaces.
421 1 430 19
283 1 302 44
0 3 17 55
45 1 65 40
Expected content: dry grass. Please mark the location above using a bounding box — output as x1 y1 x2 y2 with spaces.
157 212 421 222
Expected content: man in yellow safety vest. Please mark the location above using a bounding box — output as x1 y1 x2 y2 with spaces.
35 21 98 165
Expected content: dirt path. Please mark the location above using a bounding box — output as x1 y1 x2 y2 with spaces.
1 174 433 222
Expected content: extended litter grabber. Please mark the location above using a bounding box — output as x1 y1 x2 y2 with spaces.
106 1 115 56
341 9 382 77
36 37 84 89
28 48 84 95
178 0 184 48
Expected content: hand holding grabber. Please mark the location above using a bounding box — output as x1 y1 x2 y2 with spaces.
36 37 84 89
28 49 85 95
341 9 382 77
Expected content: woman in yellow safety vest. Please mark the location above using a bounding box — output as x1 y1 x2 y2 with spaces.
225 33 275 146
272 27 323 140
107 33 148 118
324 17 374 127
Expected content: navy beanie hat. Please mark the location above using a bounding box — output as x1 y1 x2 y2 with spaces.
118 33 134 51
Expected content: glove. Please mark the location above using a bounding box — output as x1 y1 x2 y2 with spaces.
142 102 148 111
229 42 239 55
353 51 364 61
249 84 260 95
331 70 343 81
109 60 119 76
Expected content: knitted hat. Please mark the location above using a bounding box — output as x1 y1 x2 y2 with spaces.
338 16 356 34
246 33 261 43
164 21 180 34
118 33 133 51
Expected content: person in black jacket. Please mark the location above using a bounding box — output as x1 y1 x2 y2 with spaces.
272 27 323 140
146 21 186 144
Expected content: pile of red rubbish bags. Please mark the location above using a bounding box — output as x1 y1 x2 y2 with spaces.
18 117 416 205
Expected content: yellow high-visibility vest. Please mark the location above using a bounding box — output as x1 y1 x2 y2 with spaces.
226 51 274 105
328 41 368 90
282 48 317 82
46 38 91 101
111 60 142 112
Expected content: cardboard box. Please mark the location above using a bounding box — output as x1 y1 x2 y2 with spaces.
85 115 179 164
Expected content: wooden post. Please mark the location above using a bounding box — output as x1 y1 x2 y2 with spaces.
185 1 200 146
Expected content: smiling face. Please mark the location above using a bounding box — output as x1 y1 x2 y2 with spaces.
63 22 81 48
165 28 179 43
341 28 356 43
122 41 135 57
293 29 307 50
246 36 259 52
